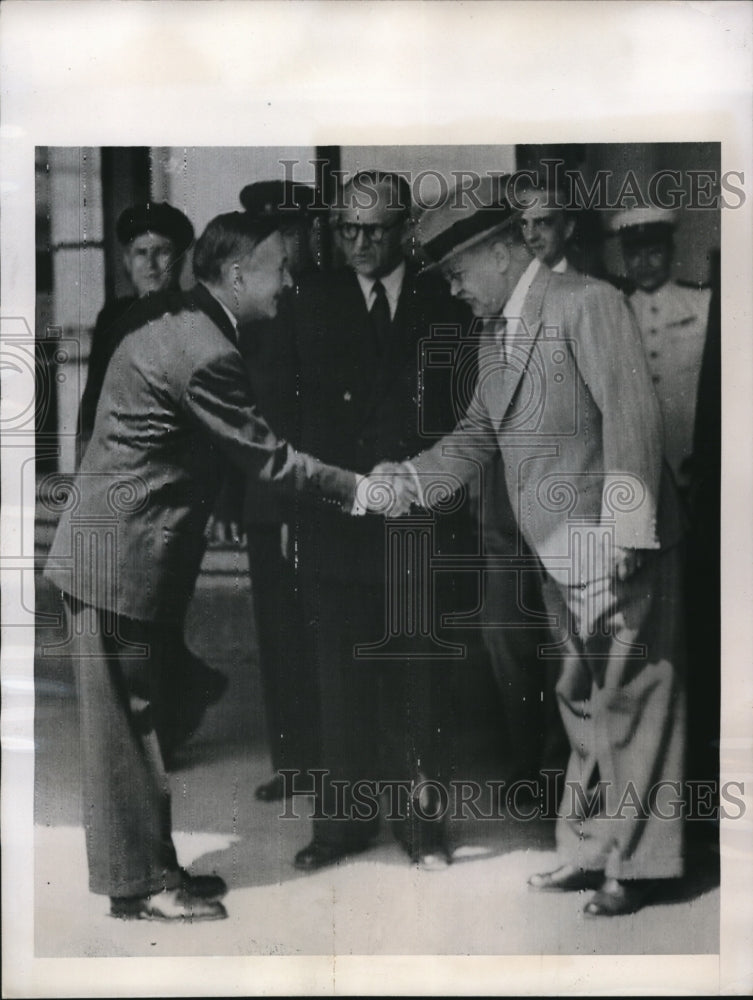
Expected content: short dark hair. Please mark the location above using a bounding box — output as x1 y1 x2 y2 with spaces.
193 212 279 284
341 170 411 216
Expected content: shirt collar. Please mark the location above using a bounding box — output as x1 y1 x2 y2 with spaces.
503 257 540 321
201 284 239 340
216 297 239 338
356 260 406 320
552 257 568 274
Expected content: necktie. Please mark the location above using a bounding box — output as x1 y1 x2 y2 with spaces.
370 280 391 355
491 316 508 363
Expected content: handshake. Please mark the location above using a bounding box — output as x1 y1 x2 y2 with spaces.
354 461 423 518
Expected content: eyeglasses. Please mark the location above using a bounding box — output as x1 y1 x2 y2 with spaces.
333 219 403 244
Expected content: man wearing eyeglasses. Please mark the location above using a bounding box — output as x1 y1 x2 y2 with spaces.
288 171 482 873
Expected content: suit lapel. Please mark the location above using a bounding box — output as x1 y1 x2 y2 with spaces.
191 283 238 345
490 266 548 422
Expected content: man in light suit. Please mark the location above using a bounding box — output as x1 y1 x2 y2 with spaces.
45 212 360 922
370 177 686 916
470 177 574 794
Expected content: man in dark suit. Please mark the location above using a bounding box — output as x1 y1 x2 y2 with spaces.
77 201 227 767
288 171 480 873
44 212 360 922
377 177 686 916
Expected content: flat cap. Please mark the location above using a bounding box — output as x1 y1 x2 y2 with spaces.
417 174 517 267
239 180 318 221
116 202 195 253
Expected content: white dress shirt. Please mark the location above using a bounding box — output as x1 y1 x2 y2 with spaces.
356 260 406 320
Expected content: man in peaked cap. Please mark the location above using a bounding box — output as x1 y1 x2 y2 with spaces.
78 201 228 769
240 179 322 277
366 175 687 916
612 205 718 804
610 206 712 495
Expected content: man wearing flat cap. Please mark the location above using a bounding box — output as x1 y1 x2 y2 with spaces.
368 176 686 916
79 202 195 451
78 201 228 767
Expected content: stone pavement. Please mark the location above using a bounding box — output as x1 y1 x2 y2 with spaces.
33 574 720 959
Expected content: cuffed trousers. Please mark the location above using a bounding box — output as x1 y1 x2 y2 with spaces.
67 596 181 898
542 545 686 880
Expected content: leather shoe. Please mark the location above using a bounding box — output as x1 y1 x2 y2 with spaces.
179 868 227 900
528 864 604 892
110 887 227 922
413 847 451 872
294 840 370 872
255 774 290 802
398 832 452 871
584 877 653 917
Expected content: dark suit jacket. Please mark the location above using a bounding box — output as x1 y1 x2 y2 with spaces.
44 283 356 622
285 266 476 585
78 296 138 457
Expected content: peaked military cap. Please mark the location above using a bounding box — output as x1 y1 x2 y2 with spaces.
239 180 318 221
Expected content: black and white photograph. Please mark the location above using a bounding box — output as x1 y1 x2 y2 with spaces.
2 3 752 997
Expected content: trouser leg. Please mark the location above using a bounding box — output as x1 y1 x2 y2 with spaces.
247 525 319 774
303 580 382 848
544 547 686 880
482 562 568 783
69 598 181 897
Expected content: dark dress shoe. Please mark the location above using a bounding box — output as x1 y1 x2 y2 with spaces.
110 887 227 922
294 840 370 872
584 878 654 917
397 829 452 871
528 864 605 892
179 869 227 900
255 774 290 802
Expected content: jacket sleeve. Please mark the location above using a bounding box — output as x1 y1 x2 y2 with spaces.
570 280 664 549
181 349 356 512
410 344 500 506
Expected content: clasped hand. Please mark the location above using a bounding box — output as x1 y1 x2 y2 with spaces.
355 461 419 517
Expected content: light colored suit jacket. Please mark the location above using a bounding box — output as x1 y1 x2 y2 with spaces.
630 280 711 489
44 284 356 622
411 266 682 585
